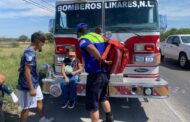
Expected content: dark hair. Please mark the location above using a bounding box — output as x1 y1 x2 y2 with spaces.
77 28 84 33
95 26 101 34
77 25 88 34
31 32 46 43
66 47 76 52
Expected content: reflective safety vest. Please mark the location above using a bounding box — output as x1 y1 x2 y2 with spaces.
80 32 104 43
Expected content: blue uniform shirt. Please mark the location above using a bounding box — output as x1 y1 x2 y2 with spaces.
79 35 108 73
17 47 39 90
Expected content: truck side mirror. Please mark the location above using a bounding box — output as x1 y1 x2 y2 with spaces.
159 15 167 32
48 19 55 33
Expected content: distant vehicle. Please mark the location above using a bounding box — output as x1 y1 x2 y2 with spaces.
160 34 190 68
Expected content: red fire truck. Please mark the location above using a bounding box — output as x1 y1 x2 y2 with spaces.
46 0 169 99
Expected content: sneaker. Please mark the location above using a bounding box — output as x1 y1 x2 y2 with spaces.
39 117 55 122
68 101 75 109
102 119 114 122
61 101 69 109
103 115 114 122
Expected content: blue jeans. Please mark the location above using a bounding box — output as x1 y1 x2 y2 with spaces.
60 74 79 103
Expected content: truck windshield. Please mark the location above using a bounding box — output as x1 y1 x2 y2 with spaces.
181 36 190 43
54 0 159 34
105 0 159 32
55 2 102 34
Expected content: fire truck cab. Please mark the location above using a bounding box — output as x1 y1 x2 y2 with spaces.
46 0 169 99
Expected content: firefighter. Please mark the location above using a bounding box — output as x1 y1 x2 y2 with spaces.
77 23 114 122
17 32 54 122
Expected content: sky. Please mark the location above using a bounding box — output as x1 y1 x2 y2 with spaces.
0 0 190 38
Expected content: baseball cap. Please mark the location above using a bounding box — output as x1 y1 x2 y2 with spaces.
76 23 88 32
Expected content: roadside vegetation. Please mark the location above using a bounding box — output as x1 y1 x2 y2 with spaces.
0 32 53 43
0 43 54 113
161 28 190 41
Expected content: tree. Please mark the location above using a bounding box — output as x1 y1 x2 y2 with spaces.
160 28 190 41
45 33 54 43
18 35 28 42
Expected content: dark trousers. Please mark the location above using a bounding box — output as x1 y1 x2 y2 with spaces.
0 101 4 122
85 72 109 112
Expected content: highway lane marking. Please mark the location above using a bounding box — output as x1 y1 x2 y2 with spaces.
163 99 185 122
160 74 185 122
80 118 125 122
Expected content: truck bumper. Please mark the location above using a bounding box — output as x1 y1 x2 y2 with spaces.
42 74 169 99
77 76 169 99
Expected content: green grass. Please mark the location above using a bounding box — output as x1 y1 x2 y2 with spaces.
0 44 54 112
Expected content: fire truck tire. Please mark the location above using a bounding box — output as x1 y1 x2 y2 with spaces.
178 53 190 69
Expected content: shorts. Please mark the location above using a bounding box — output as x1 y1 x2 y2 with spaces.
18 85 43 109
85 72 109 112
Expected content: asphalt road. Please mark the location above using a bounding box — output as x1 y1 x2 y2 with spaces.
159 59 190 122
4 58 190 122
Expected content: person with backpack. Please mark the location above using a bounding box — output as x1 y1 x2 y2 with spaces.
60 47 83 109
76 23 114 122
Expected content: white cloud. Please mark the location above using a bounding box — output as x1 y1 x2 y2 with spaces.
0 0 54 18
159 0 190 20
160 6 190 17
1 0 189 21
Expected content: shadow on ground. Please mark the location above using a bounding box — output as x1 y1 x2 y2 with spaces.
27 95 148 122
160 58 190 71
110 98 148 122
3 111 19 122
